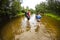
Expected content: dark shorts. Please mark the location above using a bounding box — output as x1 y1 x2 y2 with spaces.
27 16 30 20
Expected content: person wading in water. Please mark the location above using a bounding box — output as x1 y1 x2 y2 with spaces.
25 10 31 20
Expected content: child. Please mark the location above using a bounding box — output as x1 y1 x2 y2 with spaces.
36 13 41 22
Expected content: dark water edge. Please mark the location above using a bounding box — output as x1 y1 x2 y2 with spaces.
0 16 24 40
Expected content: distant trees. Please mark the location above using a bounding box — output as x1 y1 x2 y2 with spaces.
21 6 35 14
47 0 60 15
35 2 47 13
21 6 29 13
30 9 35 14
35 0 60 15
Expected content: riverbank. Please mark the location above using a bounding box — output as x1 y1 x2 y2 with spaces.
45 13 60 21
0 15 25 40
41 14 60 40
0 13 24 28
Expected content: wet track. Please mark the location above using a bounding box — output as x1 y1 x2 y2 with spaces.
1 14 57 40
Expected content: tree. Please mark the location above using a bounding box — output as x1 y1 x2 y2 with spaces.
35 0 60 15
0 0 22 24
25 6 29 11
35 2 47 14
11 1 21 16
47 0 60 15
30 9 35 14
0 0 21 17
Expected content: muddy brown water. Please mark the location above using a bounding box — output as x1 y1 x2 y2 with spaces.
0 14 60 40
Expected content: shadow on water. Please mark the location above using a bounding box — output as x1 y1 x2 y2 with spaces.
0 16 24 40
35 22 40 32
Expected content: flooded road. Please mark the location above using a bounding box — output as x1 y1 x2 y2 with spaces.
0 14 58 40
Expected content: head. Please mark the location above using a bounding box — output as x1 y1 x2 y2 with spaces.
36 13 39 15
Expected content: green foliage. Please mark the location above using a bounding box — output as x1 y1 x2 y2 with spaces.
35 0 60 15
47 0 60 15
0 0 21 18
30 9 35 14
24 6 29 12
11 1 21 15
35 2 47 14
45 13 60 20
0 0 22 24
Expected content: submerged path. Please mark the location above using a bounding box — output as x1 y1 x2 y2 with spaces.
1 14 56 40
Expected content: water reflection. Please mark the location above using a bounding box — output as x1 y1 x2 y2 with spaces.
0 14 58 40
21 14 37 32
0 17 23 40
21 17 31 32
35 22 40 32
26 20 31 31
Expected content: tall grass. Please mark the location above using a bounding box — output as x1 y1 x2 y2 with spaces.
45 13 60 20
